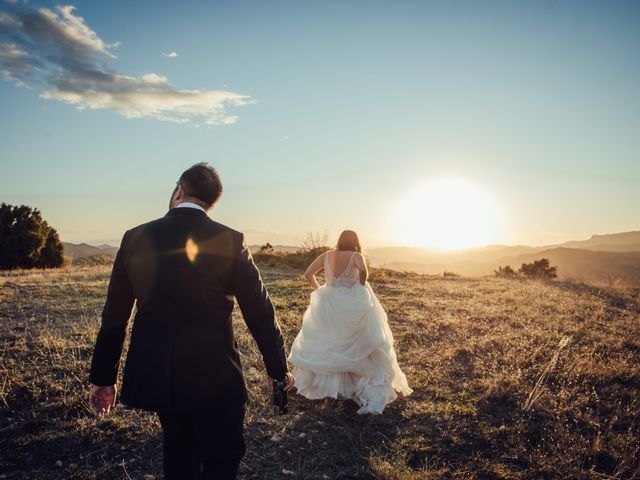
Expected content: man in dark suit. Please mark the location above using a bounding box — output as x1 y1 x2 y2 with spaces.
88 163 294 479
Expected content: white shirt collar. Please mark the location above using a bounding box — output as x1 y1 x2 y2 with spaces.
175 202 207 214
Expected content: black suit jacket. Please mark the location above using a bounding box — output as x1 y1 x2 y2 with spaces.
89 207 288 412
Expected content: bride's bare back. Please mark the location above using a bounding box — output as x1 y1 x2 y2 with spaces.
328 250 357 276
304 249 368 289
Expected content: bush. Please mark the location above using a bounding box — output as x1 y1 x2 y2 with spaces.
72 254 115 267
494 260 557 279
300 230 330 252
254 247 330 271
494 265 517 278
0 203 64 269
260 242 274 253
253 231 333 271
519 258 557 279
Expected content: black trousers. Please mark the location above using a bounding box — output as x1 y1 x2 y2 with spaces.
157 404 246 480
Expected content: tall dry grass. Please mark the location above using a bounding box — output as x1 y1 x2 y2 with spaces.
0 265 638 479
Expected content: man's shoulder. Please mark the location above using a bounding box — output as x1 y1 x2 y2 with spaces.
123 217 164 238
207 218 243 238
199 218 246 246
124 215 245 244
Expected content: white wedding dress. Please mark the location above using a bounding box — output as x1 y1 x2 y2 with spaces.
288 251 412 414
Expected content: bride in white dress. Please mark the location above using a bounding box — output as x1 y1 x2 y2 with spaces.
288 230 412 414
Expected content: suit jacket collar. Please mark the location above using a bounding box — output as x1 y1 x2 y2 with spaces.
166 207 208 217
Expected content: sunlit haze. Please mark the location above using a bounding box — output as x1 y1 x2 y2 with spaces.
391 178 504 250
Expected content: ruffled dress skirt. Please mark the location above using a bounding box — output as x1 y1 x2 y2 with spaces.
288 282 412 414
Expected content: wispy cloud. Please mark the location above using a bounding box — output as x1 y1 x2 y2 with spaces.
162 51 178 58
0 3 251 124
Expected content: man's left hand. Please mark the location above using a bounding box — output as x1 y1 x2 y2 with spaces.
89 385 117 414
266 373 296 392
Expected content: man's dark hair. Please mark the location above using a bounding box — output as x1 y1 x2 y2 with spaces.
177 163 223 208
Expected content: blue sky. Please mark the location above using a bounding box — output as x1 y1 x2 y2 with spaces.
1 0 639 248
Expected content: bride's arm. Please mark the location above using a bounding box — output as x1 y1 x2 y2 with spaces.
304 252 326 289
354 252 368 285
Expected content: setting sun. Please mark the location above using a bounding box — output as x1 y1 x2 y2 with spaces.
391 178 504 250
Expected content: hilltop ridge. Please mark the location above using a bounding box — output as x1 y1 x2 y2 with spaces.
62 230 640 281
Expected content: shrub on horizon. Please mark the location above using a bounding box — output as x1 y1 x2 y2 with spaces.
519 258 558 279
260 242 274 253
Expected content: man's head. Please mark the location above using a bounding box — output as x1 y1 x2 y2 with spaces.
169 163 223 211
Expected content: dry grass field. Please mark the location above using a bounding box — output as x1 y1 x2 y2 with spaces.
1 265 639 479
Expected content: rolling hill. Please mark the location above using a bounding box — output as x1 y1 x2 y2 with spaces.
558 230 640 251
367 231 640 281
62 243 118 265
496 247 640 281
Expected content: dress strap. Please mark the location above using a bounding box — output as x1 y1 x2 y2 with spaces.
343 252 357 276
324 251 331 276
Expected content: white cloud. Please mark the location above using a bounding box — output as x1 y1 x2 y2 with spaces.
0 3 251 124
38 5 118 58
41 73 252 124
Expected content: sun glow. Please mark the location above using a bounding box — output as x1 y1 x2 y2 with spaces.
391 178 504 250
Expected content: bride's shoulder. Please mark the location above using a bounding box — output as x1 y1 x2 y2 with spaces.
320 249 334 261
353 251 366 264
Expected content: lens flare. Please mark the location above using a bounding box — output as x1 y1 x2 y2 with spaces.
185 238 199 262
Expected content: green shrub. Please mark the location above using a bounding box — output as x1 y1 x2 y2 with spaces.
0 203 64 269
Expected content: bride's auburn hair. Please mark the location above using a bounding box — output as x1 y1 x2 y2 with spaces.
336 230 362 253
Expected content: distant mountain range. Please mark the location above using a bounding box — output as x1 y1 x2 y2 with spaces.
64 231 640 281
63 243 118 265
557 231 640 251
366 231 640 281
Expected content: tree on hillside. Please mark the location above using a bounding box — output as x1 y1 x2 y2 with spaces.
36 227 65 268
519 258 557 279
0 203 65 269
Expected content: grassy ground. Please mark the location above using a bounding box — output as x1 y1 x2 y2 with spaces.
0 265 639 479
